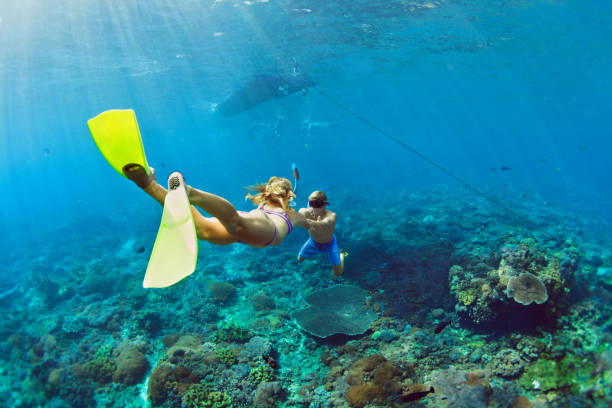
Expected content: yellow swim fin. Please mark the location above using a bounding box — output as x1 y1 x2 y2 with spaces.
87 109 150 178
143 172 198 288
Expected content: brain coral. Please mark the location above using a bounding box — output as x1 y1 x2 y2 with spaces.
112 345 149 385
207 280 236 303
292 285 377 338
506 273 548 306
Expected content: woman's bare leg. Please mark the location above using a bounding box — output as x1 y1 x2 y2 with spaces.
125 166 236 245
139 181 234 244
187 186 275 245
141 181 167 206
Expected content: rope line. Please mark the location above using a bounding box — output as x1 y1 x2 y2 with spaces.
315 87 540 230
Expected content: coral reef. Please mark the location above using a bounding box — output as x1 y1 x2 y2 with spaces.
112 344 149 385
344 354 404 407
212 322 253 343
248 363 275 384
449 237 579 328
183 384 232 408
251 291 276 312
491 349 524 379
207 280 236 303
254 381 283 407
1 186 610 408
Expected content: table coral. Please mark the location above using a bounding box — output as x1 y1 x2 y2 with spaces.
507 273 548 305
292 285 378 338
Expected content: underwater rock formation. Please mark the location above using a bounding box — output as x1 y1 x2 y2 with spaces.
449 238 579 328
291 285 377 338
426 367 513 408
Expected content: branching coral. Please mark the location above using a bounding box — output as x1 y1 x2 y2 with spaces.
248 363 275 384
183 384 232 408
215 347 237 367
213 322 253 343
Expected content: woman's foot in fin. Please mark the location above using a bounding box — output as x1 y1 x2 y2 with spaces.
123 164 155 188
168 171 185 191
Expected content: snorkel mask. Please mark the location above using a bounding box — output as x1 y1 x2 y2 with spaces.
308 199 327 208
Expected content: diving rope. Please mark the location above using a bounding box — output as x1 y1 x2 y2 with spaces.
315 87 541 231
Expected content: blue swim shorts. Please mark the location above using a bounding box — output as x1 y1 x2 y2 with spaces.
298 235 341 266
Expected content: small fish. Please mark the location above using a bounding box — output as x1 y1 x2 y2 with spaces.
537 158 548 163
577 144 586 150
262 354 278 369
434 320 451 334
500 165 510 171
401 385 435 402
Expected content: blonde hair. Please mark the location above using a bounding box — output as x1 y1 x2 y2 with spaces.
245 176 296 212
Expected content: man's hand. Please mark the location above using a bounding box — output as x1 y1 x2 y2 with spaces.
308 220 324 233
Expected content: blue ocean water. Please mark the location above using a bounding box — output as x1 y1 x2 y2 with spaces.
1 0 611 239
1 0 612 407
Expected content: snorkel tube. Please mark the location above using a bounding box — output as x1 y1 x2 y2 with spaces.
292 163 300 194
290 163 299 207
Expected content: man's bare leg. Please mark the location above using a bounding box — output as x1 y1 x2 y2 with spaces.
331 251 345 277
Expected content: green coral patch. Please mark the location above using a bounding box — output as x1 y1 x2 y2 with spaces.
520 355 593 393
183 384 232 408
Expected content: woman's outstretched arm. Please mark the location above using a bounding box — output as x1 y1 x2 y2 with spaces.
293 210 314 230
